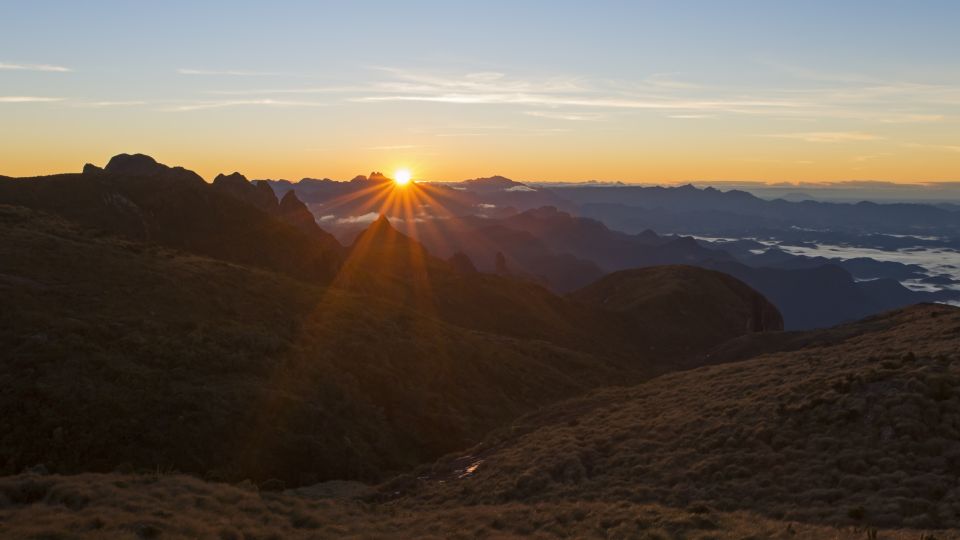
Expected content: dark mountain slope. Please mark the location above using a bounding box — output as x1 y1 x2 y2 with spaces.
571 266 782 359
0 205 620 484
0 204 779 485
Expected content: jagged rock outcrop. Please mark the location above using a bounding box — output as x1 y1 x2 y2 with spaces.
212 171 321 235
0 154 344 283
212 172 278 213
278 191 320 233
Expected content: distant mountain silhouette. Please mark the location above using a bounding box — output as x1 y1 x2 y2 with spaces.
389 207 732 292
391 205 955 329
698 260 950 329
461 175 528 191
560 183 960 236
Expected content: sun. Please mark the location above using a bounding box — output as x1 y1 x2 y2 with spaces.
394 169 412 186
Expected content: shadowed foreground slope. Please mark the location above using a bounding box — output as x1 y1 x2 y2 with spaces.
3 305 960 537
0 471 934 540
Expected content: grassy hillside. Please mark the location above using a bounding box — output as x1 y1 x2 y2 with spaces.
1 471 937 539
397 303 960 530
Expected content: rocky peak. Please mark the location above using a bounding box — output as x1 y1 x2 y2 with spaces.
279 190 306 211
367 171 391 183
278 191 319 233
104 153 163 176
82 163 104 175
463 175 522 190
212 172 250 187
103 153 204 184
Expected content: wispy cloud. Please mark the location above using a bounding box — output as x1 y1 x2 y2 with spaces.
524 110 602 121
878 114 945 123
336 212 380 224
852 153 891 163
766 131 883 143
757 59 880 85
349 67 812 116
645 73 701 90
355 93 807 112
204 86 363 95
903 143 960 153
0 96 64 103
0 62 71 72
365 144 423 150
177 68 280 77
186 64 960 131
165 99 327 112
733 157 816 165
74 100 147 107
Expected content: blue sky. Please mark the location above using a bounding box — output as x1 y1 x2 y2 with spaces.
2 0 959 182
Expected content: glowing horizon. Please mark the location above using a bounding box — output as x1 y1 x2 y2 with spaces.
2 1 959 183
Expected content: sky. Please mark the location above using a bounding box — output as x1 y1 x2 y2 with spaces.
2 0 959 183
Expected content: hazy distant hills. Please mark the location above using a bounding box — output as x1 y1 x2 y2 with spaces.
552 183 960 236
263 173 960 329
389 205 956 329
265 172 960 240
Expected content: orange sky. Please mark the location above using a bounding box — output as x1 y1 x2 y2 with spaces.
2 2 959 183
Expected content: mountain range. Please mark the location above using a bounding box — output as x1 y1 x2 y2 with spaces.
4 155 960 538
260 174 960 330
